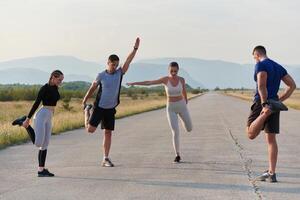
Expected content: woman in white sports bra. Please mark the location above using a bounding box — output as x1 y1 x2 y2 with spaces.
127 62 193 163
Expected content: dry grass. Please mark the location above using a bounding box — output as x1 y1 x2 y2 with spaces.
223 89 300 110
0 93 200 149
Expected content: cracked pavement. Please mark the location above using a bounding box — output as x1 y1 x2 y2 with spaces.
0 93 299 200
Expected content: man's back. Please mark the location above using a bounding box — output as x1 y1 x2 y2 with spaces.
254 58 287 101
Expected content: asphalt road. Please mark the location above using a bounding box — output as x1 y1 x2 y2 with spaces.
0 93 299 200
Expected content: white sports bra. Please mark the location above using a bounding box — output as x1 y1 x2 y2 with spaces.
164 79 183 97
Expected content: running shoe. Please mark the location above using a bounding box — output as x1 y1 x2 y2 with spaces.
173 155 181 163
12 116 35 144
255 170 277 183
102 158 114 167
38 169 55 177
12 115 27 126
267 99 288 112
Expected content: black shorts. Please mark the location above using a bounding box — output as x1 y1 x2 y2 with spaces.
247 101 280 134
89 106 116 130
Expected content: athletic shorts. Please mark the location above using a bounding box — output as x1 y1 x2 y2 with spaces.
247 101 280 134
89 106 116 130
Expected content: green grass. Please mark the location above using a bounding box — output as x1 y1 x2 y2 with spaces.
222 89 300 110
0 93 201 150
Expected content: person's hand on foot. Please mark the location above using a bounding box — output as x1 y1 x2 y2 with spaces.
261 106 272 116
22 118 30 128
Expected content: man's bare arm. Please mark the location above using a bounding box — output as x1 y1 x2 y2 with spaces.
82 81 98 106
279 74 296 102
257 71 268 104
121 37 140 74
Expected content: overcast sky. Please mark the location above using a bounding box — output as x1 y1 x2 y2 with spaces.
0 0 299 64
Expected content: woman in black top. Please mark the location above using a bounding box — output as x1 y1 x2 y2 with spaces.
13 70 64 177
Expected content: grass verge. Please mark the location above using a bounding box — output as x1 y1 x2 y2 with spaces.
0 93 202 149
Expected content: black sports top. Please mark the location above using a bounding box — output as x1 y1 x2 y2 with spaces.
27 84 61 119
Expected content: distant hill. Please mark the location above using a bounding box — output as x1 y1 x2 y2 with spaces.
0 68 93 84
140 58 254 89
123 63 204 88
0 56 299 89
289 67 300 85
0 56 103 76
139 58 300 89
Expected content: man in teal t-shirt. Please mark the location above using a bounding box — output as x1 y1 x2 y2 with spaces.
82 37 140 167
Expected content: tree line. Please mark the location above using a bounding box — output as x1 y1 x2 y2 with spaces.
0 82 206 101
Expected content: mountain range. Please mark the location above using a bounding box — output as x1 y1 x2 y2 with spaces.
0 56 299 89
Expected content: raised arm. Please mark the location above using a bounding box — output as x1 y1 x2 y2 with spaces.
279 74 296 102
82 81 99 107
121 37 140 74
127 77 166 86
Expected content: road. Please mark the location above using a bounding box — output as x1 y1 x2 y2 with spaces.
0 93 299 200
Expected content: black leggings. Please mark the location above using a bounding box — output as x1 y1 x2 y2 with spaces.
38 149 47 167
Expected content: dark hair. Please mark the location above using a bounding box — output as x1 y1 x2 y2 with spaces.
108 54 120 62
169 61 179 69
49 70 63 84
253 45 267 55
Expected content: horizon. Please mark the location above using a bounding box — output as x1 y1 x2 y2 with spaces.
0 55 299 89
1 55 300 67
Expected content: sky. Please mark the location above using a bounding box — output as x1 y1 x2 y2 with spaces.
0 0 300 64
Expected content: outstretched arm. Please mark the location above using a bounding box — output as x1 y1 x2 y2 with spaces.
127 77 166 86
121 37 140 74
279 74 296 102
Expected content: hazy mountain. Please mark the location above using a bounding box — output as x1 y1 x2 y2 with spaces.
139 58 300 89
289 67 300 85
0 68 49 84
141 58 253 88
0 56 202 88
139 58 254 89
0 68 93 84
0 56 104 76
123 63 204 88
0 56 299 88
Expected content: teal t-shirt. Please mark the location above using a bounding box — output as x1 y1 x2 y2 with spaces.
95 68 123 109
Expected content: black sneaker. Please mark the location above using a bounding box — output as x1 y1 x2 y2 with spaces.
102 158 114 167
38 169 55 177
12 115 27 126
12 116 35 144
255 170 277 183
267 99 288 113
173 156 181 163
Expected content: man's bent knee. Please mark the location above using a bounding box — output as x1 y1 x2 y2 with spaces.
246 127 257 140
248 133 257 140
